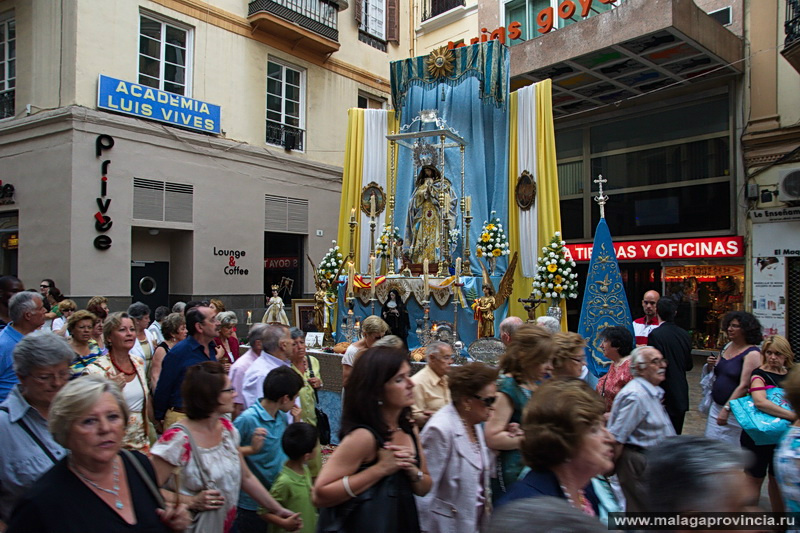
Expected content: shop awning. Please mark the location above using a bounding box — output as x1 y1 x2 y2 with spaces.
509 0 743 117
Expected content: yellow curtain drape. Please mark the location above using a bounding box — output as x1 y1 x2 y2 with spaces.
508 80 565 328
336 109 398 272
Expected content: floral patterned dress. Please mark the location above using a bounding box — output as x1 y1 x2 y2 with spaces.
151 419 242 533
596 358 633 412
82 354 152 453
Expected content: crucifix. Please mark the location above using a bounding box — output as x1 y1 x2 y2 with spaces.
593 174 609 219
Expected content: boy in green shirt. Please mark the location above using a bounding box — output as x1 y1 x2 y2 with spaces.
260 422 319 533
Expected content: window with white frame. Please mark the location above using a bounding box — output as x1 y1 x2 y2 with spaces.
138 13 192 96
266 59 306 151
0 13 15 119
360 0 386 41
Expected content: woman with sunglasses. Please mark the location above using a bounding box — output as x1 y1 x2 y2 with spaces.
418 362 498 533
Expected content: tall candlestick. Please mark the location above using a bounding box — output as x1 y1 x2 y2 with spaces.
423 259 430 300
369 255 376 301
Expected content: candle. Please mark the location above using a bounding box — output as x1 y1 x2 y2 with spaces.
456 257 461 277
466 196 472 213
350 207 356 222
347 261 355 298
423 259 430 299
369 255 376 300
370 193 376 219
246 311 252 325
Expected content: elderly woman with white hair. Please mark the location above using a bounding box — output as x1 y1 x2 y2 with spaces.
127 302 158 373
229 323 267 418
5 376 190 533
214 311 240 372
0 332 74 525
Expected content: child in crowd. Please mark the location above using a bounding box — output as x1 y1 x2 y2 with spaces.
234 366 305 533
261 422 319 533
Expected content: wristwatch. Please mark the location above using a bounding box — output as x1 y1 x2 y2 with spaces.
723 404 731 411
412 469 424 482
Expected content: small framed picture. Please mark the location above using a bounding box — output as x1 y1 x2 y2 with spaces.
292 299 318 332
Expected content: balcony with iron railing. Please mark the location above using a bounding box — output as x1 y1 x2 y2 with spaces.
248 0 343 55
421 0 465 22
0 90 14 120
783 0 800 73
266 122 305 151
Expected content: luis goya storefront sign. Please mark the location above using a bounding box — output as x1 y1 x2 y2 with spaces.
97 75 221 134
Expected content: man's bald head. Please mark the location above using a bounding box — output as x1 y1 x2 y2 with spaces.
642 290 660 319
500 316 524 345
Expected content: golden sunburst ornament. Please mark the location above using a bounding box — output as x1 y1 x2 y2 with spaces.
427 46 454 78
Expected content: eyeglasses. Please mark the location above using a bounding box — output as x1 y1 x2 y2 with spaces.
472 394 497 407
638 357 668 368
30 371 71 384
220 387 235 393
40 284 50 289
569 357 584 364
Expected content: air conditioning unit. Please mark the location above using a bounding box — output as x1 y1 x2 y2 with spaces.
778 168 800 204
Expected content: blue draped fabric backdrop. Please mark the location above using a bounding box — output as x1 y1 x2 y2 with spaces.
389 42 511 278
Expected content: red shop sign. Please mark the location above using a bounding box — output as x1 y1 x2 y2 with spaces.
565 236 744 262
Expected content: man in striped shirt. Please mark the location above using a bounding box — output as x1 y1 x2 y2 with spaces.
632 290 661 345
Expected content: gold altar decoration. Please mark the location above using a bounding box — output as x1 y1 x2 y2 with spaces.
426 46 455 79
515 170 536 211
360 182 386 217
472 252 518 338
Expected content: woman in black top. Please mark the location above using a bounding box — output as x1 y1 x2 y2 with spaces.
6 376 189 533
314 347 431 532
740 335 796 513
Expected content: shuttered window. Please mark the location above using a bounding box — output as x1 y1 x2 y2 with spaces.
133 178 193 223
265 195 309 234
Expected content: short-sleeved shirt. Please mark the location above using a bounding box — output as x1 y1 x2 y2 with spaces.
264 463 317 533
229 349 260 404
632 316 661 345
241 352 291 409
596 359 634 412
0 386 67 520
234 400 289 511
607 377 676 448
411 365 451 423
0 325 24 402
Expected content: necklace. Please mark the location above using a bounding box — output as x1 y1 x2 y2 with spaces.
109 354 136 376
388 426 402 433
459 416 481 455
73 456 124 510
559 483 594 516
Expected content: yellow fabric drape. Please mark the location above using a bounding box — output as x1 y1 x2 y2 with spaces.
507 80 565 328
336 109 398 272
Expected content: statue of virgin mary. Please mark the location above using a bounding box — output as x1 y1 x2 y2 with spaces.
404 164 457 264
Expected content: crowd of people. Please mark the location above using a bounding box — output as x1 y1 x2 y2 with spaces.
0 275 798 533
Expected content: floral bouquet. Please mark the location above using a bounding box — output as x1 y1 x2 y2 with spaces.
318 241 344 286
532 231 578 301
376 225 401 258
476 212 510 259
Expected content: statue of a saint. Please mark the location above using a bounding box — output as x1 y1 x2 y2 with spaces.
473 285 497 338
405 165 457 264
262 285 289 325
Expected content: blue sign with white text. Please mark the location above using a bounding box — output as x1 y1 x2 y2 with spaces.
97 75 221 134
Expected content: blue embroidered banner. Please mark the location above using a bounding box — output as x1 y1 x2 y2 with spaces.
578 218 635 377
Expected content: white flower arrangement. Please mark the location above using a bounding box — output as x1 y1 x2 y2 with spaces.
476 211 511 259
531 231 579 301
376 225 401 258
318 240 344 284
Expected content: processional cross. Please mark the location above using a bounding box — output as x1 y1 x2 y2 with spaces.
593 174 609 219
